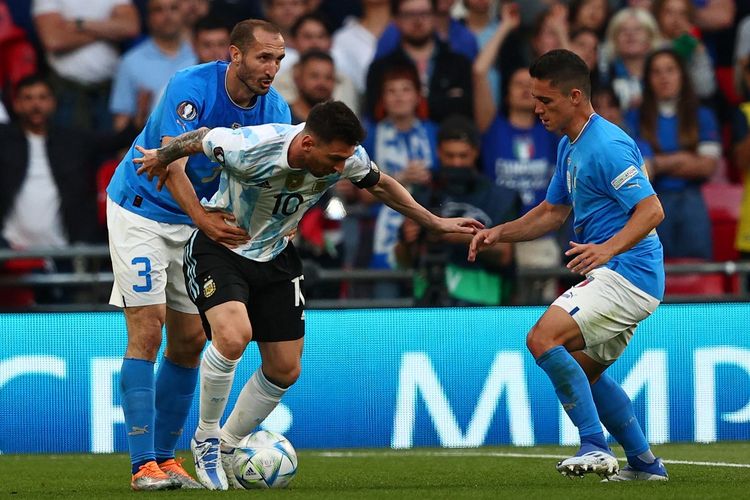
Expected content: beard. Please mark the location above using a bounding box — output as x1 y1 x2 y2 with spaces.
300 88 332 107
402 32 432 48
237 67 271 96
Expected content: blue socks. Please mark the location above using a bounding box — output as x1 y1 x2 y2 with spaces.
154 357 199 463
536 346 607 449
120 358 155 474
591 373 654 465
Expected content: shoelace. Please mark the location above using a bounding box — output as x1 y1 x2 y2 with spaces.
195 441 221 468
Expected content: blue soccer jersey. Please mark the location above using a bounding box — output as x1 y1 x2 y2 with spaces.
107 61 291 224
545 114 665 299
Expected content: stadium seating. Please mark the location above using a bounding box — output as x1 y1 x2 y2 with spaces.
701 182 743 262
664 257 727 296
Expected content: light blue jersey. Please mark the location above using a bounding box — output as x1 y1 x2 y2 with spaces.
107 61 291 224
545 114 664 300
202 124 378 262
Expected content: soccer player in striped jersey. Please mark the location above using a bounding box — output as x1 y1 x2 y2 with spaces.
106 19 290 490
134 101 483 489
469 50 668 481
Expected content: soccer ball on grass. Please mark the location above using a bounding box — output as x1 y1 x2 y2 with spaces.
232 430 298 489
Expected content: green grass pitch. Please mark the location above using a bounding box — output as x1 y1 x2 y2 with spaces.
2 443 749 499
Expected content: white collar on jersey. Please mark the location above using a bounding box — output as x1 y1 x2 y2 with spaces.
570 112 596 144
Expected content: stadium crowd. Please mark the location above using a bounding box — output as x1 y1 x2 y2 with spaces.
0 0 749 306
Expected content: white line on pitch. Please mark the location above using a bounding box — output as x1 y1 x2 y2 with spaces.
314 450 750 469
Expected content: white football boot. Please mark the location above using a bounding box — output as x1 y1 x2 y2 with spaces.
221 447 244 489
604 457 668 482
191 437 228 490
557 449 619 479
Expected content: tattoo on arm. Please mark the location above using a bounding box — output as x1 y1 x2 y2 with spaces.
156 127 210 165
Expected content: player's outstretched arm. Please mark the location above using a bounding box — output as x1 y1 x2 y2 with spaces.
565 194 664 275
367 173 484 234
134 127 211 190
468 200 570 262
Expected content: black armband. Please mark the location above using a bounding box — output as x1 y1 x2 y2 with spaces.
352 167 380 189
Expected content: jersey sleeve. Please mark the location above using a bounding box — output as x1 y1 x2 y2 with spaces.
600 138 656 212
158 71 205 139
202 126 262 176
545 140 570 206
342 145 380 188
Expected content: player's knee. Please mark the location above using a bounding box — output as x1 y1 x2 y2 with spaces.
265 360 301 388
213 324 252 360
125 318 165 360
526 327 557 359
166 331 206 366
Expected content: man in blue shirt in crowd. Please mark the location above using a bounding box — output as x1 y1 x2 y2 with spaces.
469 49 669 481
106 19 290 490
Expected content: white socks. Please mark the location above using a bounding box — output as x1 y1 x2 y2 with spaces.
194 343 239 442
221 368 287 449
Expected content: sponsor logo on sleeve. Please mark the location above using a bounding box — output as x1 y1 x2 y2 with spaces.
176 101 198 121
611 165 639 190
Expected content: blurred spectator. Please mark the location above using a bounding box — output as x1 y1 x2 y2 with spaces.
0 0 37 104
362 63 438 295
109 0 197 131
479 67 560 303
289 50 336 123
600 7 662 110
192 15 231 64
395 115 518 306
375 0 479 61
0 75 138 250
179 0 210 39
652 0 717 98
627 48 721 259
570 27 602 86
274 13 360 115
694 0 735 33
470 1 522 121
365 0 474 123
735 14 750 96
530 3 570 61
732 58 750 265
463 0 505 108
568 0 610 38
32 0 140 131
332 0 391 95
263 0 307 53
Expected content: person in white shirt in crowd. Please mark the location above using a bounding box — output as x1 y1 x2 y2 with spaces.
32 0 140 131
273 12 360 116
331 0 391 95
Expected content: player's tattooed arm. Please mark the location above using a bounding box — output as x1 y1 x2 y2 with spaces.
155 127 210 165
134 127 210 189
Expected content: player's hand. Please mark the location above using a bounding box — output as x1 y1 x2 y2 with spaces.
467 227 500 262
432 217 484 236
198 210 250 248
134 145 170 190
565 241 614 275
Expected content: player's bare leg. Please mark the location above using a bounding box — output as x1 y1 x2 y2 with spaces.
527 306 618 479
191 301 252 490
122 304 180 491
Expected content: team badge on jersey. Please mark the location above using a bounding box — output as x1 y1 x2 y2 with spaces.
231 122 241 129
177 101 198 121
312 179 327 193
213 147 225 164
285 173 305 190
203 277 216 298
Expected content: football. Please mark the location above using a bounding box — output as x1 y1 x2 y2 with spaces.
232 430 298 489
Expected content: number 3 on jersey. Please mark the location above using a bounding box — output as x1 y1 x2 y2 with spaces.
272 193 304 216
131 257 152 292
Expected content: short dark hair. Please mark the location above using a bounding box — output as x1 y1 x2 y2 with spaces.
390 0 437 16
529 49 591 97
437 114 479 148
591 83 621 109
230 19 281 52
194 15 232 37
291 12 332 38
305 101 365 145
297 49 333 67
14 74 53 96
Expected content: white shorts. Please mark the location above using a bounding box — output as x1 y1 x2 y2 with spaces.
551 267 660 365
107 197 198 313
